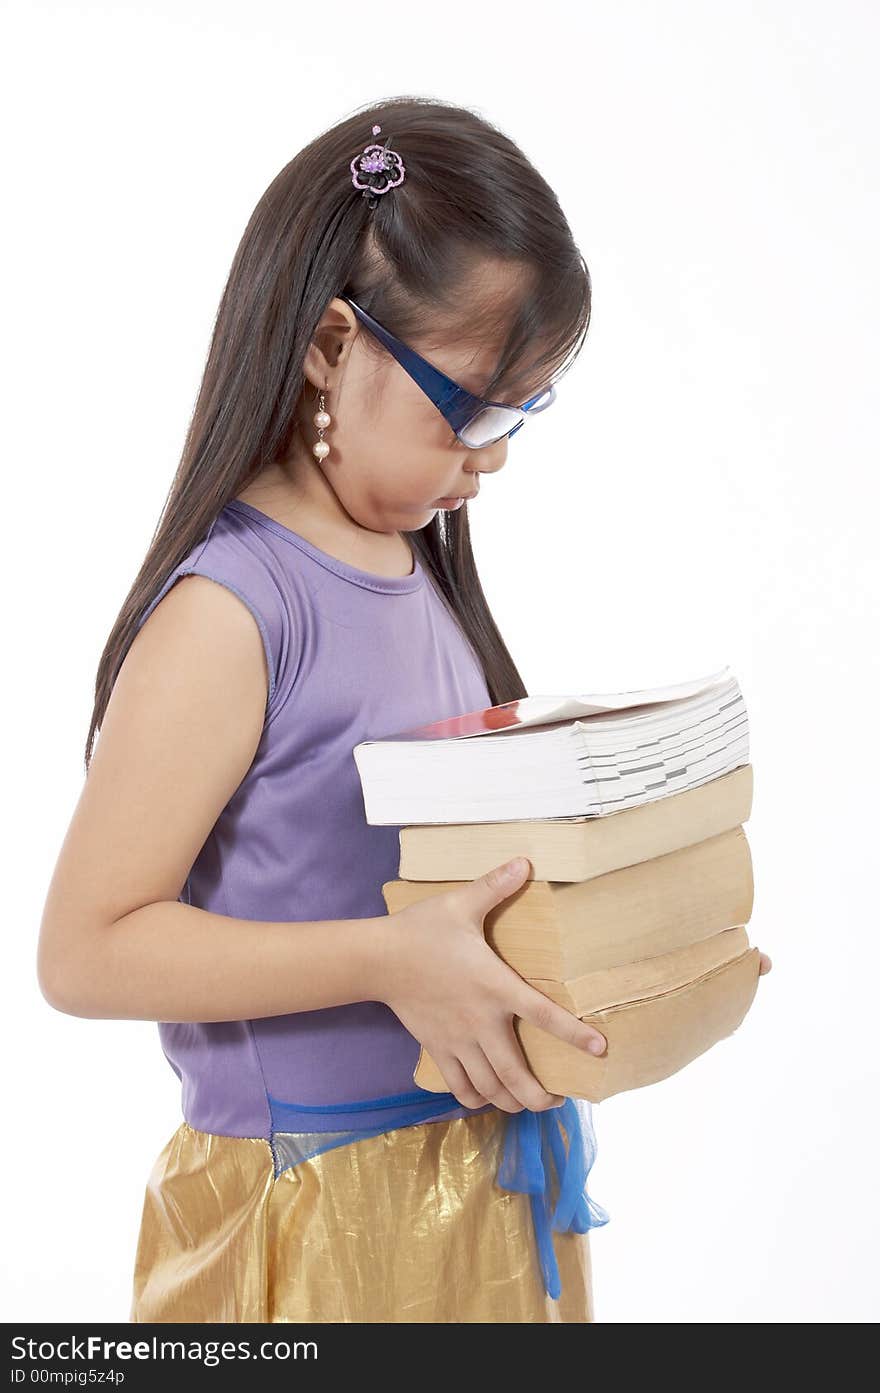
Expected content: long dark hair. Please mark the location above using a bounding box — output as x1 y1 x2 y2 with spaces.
84 95 592 772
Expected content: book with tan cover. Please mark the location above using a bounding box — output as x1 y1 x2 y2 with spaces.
531 925 751 1012
383 824 754 980
413 930 762 1102
397 764 752 883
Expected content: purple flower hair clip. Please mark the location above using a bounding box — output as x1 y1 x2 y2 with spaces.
350 123 406 210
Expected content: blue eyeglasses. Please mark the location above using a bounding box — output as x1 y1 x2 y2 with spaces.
340 295 558 449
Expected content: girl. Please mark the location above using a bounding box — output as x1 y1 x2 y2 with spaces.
37 96 770 1324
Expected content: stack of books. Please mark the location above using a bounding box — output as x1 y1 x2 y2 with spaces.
353 666 762 1102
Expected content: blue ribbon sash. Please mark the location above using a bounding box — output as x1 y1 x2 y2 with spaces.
266 1088 610 1301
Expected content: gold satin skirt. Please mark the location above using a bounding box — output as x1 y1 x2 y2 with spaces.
130 1108 595 1323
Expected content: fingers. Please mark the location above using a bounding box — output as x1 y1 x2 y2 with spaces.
456 1042 529 1113
515 980 607 1056
432 1035 564 1114
457 856 531 922
431 1051 490 1111
758 951 772 975
482 1016 566 1111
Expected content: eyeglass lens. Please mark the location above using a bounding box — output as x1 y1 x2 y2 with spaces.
458 385 556 448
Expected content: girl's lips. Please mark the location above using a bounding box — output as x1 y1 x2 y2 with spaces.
435 487 479 507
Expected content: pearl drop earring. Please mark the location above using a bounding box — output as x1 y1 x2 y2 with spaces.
313 389 331 462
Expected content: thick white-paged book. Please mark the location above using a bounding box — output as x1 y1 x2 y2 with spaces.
352 666 749 825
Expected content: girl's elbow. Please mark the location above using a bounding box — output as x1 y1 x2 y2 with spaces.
36 929 99 1018
37 955 89 1017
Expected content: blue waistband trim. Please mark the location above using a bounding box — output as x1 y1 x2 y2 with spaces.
266 1087 610 1302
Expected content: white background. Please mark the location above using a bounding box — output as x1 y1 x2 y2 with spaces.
4 0 878 1323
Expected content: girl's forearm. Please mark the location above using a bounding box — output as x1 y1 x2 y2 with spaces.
45 900 394 1021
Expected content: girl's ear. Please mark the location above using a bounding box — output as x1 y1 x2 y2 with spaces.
303 301 359 394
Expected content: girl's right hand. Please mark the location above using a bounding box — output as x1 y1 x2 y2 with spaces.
378 855 607 1114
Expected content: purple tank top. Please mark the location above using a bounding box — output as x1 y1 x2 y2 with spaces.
133 499 493 1139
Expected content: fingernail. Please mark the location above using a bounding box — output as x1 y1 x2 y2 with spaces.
506 857 527 877
587 1037 605 1055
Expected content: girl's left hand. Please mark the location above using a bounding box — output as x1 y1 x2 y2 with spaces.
758 951 772 975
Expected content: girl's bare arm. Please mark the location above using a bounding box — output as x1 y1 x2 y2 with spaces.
38 573 612 1113
37 575 391 1021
